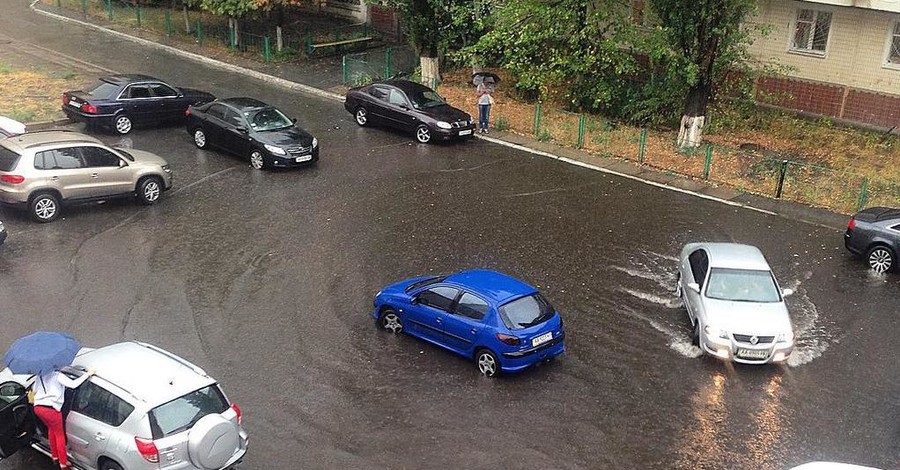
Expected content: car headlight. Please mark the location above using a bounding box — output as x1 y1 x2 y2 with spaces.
776 331 794 343
264 144 286 155
436 121 452 129
312 137 318 148
704 325 729 340
161 164 172 173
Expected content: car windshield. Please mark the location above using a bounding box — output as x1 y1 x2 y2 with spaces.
404 275 446 293
88 80 120 99
499 293 555 330
407 90 445 109
705 268 782 303
247 107 292 131
148 385 229 439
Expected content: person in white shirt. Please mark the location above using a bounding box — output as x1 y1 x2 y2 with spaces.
32 368 93 470
476 82 494 134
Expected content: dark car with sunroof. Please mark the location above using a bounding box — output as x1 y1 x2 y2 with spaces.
345 79 474 144
845 206 900 273
62 74 214 135
186 97 318 170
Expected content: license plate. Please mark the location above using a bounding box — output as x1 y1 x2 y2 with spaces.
532 332 553 347
458 129 472 136
295 155 312 162
67 100 81 108
737 349 768 359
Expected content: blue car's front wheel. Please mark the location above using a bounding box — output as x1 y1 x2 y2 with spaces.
379 308 403 334
476 349 499 378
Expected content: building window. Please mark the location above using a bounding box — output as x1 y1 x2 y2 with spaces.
888 22 900 65
791 9 832 54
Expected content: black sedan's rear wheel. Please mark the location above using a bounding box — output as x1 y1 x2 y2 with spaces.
415 125 431 144
355 107 368 127
192 128 208 149
866 245 895 274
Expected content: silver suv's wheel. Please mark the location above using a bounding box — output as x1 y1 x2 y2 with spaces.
867 246 895 274
379 309 402 333
137 177 162 205
30 193 60 223
415 125 431 144
114 114 133 135
476 349 499 378
193 128 208 149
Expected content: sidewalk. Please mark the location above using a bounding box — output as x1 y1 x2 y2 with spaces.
28 1 850 231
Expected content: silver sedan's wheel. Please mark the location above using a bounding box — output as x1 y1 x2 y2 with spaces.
355 107 368 127
476 349 499 378
193 128 207 149
867 246 895 274
380 309 402 333
114 115 132 135
250 150 266 170
415 125 431 144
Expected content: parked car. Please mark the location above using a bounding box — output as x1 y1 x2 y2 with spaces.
0 130 173 222
63 74 214 135
186 97 319 170
0 116 25 138
373 269 565 377
676 243 795 364
0 220 6 246
0 341 248 470
844 206 900 274
345 79 475 144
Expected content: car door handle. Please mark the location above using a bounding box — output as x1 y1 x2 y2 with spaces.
435 318 442 323
50 176 59 181
95 433 106 442
90 173 99 178
470 329 477 334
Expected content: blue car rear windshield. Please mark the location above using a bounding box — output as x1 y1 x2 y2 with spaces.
499 293 554 330
89 80 120 99
404 276 446 293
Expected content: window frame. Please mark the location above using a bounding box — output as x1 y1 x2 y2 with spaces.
415 286 460 313
119 83 154 100
788 8 833 57
69 380 134 428
205 104 228 121
149 82 179 98
452 291 490 321
81 146 123 168
883 20 900 70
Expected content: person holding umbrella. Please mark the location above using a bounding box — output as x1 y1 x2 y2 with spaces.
3 331 93 470
473 72 499 134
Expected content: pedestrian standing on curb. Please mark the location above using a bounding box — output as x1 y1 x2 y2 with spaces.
33 368 94 470
476 81 493 134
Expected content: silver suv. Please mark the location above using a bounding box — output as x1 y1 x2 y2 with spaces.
0 341 248 470
0 130 173 222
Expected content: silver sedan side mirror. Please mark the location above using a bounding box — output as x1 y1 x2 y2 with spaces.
687 282 701 294
782 288 794 297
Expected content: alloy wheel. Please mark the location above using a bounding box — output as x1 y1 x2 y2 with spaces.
34 198 57 220
415 126 431 144
477 351 497 377
868 247 894 274
193 129 207 148
381 311 402 333
355 108 367 126
115 115 132 134
143 180 160 202
250 151 265 170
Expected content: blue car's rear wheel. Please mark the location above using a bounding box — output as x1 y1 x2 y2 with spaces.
476 349 499 378
380 308 402 333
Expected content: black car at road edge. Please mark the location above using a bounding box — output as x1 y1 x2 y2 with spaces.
345 79 475 144
845 206 900 273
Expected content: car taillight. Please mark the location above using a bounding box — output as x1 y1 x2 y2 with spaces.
81 103 97 114
62 94 69 105
847 218 856 231
134 437 159 463
185 107 191 117
231 403 242 425
0 175 25 184
496 333 521 346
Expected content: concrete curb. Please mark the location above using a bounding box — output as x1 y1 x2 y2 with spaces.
26 119 72 131
28 1 847 231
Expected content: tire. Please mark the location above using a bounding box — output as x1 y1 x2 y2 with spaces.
250 149 268 170
355 107 368 127
136 176 163 205
100 459 124 470
29 193 60 223
866 245 895 274
691 321 700 347
415 125 432 144
475 348 500 378
379 308 402 333
113 114 133 135
192 127 208 149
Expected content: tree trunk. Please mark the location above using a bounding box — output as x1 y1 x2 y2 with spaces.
676 83 711 148
182 4 189 33
420 56 440 89
276 26 283 52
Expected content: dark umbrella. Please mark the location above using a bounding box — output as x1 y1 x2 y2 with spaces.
472 72 501 86
3 331 81 375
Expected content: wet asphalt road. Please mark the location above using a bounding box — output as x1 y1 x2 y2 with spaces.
2 3 900 469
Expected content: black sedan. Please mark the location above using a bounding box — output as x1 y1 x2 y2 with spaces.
344 80 475 144
186 97 319 170
63 74 214 135
845 206 900 273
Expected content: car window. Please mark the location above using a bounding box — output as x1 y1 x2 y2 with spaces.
388 89 407 106
891 224 900 231
371 86 389 102
223 108 245 128
705 268 782 303
37 148 85 170
498 293 554 330
407 89 445 109
206 104 227 120
124 85 152 99
0 145 20 171
87 80 119 99
149 83 178 97
688 249 709 286
81 147 121 167
417 286 459 312
148 385 229 439
71 381 134 427
454 292 489 320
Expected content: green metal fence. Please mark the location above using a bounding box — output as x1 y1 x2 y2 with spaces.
341 47 418 86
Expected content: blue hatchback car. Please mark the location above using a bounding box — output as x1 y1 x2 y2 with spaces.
373 270 565 377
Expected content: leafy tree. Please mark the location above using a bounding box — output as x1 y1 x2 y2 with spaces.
645 0 762 147
198 0 259 44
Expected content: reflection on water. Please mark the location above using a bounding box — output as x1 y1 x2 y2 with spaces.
749 375 785 468
674 371 729 469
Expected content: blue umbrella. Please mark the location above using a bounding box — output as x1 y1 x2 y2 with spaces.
3 331 81 375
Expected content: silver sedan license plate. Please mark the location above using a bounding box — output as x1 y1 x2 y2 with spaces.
737 349 768 359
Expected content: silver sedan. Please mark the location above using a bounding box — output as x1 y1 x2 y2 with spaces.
676 242 795 364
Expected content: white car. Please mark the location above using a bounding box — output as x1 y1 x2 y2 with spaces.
676 243 795 364
0 116 25 137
